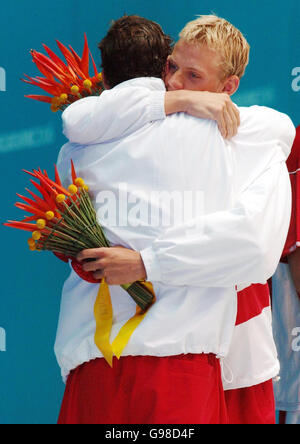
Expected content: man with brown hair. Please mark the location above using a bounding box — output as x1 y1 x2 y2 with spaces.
57 15 295 424
98 15 173 88
63 16 241 143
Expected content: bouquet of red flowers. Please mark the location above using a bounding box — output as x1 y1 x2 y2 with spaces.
9 35 156 366
4 163 156 366
4 162 155 312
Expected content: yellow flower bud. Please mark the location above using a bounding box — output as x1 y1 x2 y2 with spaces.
71 85 79 94
75 177 85 187
83 79 92 89
32 231 42 241
51 97 61 105
83 185 89 192
98 73 103 81
56 194 66 204
46 211 55 221
28 238 36 247
50 104 59 113
68 184 78 195
60 93 68 102
36 219 46 230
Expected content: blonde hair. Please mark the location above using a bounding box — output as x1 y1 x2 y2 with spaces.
179 15 250 80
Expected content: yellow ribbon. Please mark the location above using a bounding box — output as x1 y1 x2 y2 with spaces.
94 279 114 367
94 279 155 367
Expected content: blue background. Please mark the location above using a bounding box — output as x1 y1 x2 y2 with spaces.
0 0 299 424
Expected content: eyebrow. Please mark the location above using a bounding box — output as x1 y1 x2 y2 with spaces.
169 56 205 75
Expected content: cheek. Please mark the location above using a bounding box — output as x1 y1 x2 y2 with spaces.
164 71 171 86
204 76 224 92
164 61 171 78
186 78 206 91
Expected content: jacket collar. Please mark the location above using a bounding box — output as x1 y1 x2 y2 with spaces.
113 77 166 92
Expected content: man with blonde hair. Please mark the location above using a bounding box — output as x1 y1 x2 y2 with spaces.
163 15 283 424
58 15 295 424
179 15 250 78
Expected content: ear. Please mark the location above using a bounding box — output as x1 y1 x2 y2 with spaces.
222 75 240 96
163 55 172 81
102 71 111 90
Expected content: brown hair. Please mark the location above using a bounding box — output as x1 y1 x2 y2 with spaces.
98 15 173 88
180 15 250 80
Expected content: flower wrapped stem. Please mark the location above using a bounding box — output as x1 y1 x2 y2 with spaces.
4 163 155 311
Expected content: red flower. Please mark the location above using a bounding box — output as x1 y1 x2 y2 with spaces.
4 165 73 232
22 34 104 111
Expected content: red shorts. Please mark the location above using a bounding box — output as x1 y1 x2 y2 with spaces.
225 379 276 424
58 354 228 425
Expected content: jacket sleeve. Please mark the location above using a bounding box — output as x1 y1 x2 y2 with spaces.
140 160 292 287
62 88 166 144
281 126 300 258
235 106 296 161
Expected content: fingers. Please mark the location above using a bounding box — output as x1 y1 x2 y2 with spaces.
226 102 240 139
233 103 240 127
82 258 106 272
222 106 234 139
219 97 240 140
93 270 105 280
77 248 108 263
183 91 240 140
217 111 228 139
77 256 105 281
76 248 109 281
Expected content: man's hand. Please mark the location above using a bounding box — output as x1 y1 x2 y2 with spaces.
165 90 240 139
184 91 240 139
77 247 147 285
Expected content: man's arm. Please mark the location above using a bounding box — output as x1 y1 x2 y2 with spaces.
79 161 291 288
62 87 166 145
165 90 240 139
140 161 291 287
77 113 295 287
234 106 296 163
62 85 293 162
62 87 240 144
